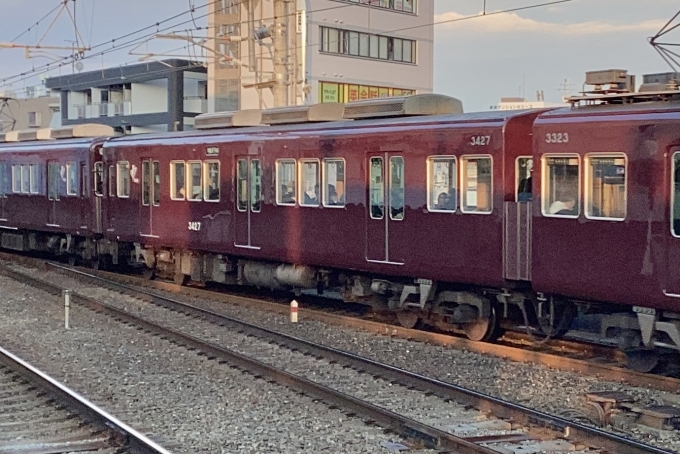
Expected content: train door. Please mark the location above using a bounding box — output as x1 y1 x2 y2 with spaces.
503 156 533 281
234 157 262 250
667 151 680 295
47 160 60 226
366 153 405 265
139 159 160 238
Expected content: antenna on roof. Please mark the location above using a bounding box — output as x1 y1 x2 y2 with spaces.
649 9 680 73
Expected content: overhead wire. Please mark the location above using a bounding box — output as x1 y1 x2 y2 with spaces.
1 0 578 94
0 2 63 53
0 0 356 90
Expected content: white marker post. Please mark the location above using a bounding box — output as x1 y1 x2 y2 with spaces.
63 290 71 329
290 300 298 323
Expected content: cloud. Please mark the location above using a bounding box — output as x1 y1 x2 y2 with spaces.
434 10 666 35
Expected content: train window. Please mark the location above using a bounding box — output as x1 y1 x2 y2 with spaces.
0 163 6 196
117 161 130 198
461 156 492 214
30 164 40 194
427 156 456 212
516 157 533 202
170 161 185 200
542 155 579 218
80 163 87 197
187 161 202 201
21 165 30 194
66 163 78 196
369 157 384 219
389 156 405 220
585 154 626 221
251 160 262 212
48 162 60 201
237 159 248 211
11 165 20 193
142 161 151 206
300 160 320 207
276 159 296 205
203 161 220 202
108 165 116 197
94 162 104 197
673 153 680 237
153 161 160 206
323 158 346 208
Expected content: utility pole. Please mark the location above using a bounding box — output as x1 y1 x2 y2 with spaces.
272 0 289 107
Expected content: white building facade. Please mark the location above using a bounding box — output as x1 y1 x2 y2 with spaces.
209 0 433 111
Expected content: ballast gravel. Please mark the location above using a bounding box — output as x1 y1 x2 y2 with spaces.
3 263 680 452
0 272 437 454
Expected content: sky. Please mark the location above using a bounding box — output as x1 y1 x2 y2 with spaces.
0 0 678 111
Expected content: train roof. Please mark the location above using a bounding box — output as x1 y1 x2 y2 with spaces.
539 98 680 121
0 136 107 152
104 108 544 147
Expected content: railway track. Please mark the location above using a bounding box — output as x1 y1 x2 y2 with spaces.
0 260 674 454
39 256 680 394
0 343 171 454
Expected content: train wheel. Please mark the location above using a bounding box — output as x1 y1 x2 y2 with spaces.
396 311 421 329
90 256 108 271
536 297 575 338
463 305 500 342
142 268 156 280
173 272 188 286
625 349 659 373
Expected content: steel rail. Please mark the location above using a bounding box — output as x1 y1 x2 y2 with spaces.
40 262 677 454
56 257 680 394
0 345 172 454
0 263 497 453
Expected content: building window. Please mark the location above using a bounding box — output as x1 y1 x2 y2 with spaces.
320 26 416 63
335 0 415 14
218 0 238 14
27 111 41 128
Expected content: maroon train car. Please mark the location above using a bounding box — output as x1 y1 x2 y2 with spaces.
0 125 114 262
100 96 541 341
532 98 680 365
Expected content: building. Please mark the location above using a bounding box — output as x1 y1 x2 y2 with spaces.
209 0 433 111
45 59 207 133
0 87 59 133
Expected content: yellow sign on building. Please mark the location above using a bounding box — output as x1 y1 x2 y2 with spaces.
320 82 414 103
